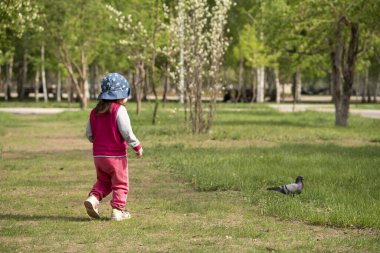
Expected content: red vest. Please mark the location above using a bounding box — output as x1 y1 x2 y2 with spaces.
90 103 127 156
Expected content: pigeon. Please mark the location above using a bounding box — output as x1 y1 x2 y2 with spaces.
267 176 304 196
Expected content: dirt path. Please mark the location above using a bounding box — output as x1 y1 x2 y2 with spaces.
0 107 80 114
0 104 380 119
269 104 380 119
1 105 380 119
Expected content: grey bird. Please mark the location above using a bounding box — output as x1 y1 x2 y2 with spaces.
267 176 304 196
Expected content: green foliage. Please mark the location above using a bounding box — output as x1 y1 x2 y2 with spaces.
0 0 41 65
236 24 279 68
42 0 110 64
0 0 40 39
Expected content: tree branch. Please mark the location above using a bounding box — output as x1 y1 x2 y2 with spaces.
374 46 380 65
285 48 326 56
58 46 83 99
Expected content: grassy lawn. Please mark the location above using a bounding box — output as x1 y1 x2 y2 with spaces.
0 102 379 252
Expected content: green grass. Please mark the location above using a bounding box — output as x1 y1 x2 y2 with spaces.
0 102 379 252
350 103 380 110
149 103 380 228
157 144 380 228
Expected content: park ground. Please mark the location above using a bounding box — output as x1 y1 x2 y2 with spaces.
0 101 379 252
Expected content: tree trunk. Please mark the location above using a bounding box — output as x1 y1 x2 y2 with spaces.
206 71 217 132
152 100 159 124
353 73 359 102
179 11 185 105
331 20 344 126
332 18 359 127
41 45 48 103
296 71 302 101
374 48 380 103
66 77 72 103
329 72 335 102
19 49 28 100
236 58 244 102
94 64 100 98
79 79 88 109
89 63 97 100
195 73 204 133
134 62 145 115
59 45 89 109
150 63 159 125
375 72 380 103
274 67 281 103
82 49 90 107
256 65 265 103
84 79 90 103
340 22 359 125
57 70 61 102
129 72 135 100
34 69 40 102
206 68 221 133
150 0 160 125
5 56 14 101
188 66 205 133
162 62 169 106
292 68 302 103
251 68 256 103
365 70 371 103
361 71 368 103
0 66 2 97
143 69 148 101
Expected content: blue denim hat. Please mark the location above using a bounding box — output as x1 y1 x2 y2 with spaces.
98 73 131 100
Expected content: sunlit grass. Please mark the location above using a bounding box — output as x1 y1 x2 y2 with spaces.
145 103 380 228
156 144 380 228
0 102 379 252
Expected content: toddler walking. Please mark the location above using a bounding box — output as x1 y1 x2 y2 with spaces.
84 73 143 221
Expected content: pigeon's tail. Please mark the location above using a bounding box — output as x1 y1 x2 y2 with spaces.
267 186 286 194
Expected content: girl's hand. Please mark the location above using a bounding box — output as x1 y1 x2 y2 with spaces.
135 147 143 157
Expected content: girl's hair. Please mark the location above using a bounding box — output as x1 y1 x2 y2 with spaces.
95 100 117 114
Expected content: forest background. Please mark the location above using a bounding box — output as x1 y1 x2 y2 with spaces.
1 0 380 130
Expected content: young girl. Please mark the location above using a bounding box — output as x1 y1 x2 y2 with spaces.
84 73 143 221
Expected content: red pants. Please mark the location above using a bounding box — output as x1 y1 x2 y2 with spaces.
89 157 129 210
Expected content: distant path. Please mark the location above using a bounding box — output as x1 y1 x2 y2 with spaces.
1 105 379 119
269 104 380 119
0 107 80 115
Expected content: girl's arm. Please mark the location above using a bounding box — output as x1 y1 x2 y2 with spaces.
86 120 94 143
116 106 142 153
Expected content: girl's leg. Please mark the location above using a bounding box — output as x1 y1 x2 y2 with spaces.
110 157 129 210
89 158 113 201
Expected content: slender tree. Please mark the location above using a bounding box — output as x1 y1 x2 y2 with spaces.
106 1 158 115
295 0 380 126
0 0 40 100
172 0 232 133
42 0 109 109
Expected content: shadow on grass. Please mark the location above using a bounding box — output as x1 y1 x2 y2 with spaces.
154 143 380 161
215 119 328 129
0 213 109 222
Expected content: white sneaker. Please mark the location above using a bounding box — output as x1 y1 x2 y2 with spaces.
84 195 100 219
111 209 131 221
